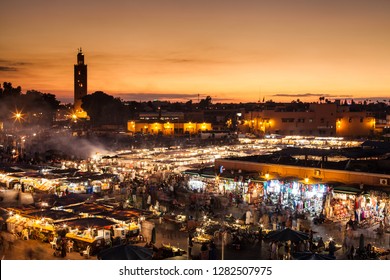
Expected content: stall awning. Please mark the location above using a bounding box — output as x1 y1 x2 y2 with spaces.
333 185 362 195
182 170 200 176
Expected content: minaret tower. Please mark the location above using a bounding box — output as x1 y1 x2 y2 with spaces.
74 48 88 117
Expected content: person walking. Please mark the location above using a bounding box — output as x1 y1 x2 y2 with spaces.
200 243 209 260
260 213 270 229
284 243 290 260
209 241 217 260
317 237 325 252
245 209 253 225
277 243 284 260
270 241 277 260
348 245 355 260
61 238 67 258
187 231 194 259
328 239 336 257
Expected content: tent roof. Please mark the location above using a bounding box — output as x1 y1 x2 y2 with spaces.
64 217 116 229
107 209 152 222
265 228 309 243
26 210 78 221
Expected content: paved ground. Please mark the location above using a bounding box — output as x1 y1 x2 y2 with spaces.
1 237 93 260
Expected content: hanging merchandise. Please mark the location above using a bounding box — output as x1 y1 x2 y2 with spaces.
261 179 328 215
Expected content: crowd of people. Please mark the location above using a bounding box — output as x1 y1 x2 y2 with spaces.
1 152 389 260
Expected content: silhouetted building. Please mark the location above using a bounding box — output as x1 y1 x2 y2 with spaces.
74 48 88 118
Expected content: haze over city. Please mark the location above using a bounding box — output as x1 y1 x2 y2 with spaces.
1 0 390 103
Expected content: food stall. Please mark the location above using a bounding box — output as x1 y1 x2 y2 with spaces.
63 217 117 254
192 229 213 244
160 243 186 258
6 214 28 236
6 210 63 242
0 174 22 189
29 219 56 242
25 209 79 241
105 209 152 242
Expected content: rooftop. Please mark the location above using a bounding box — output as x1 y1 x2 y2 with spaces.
223 143 390 175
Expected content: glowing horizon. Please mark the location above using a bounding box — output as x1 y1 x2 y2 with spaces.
1 0 390 103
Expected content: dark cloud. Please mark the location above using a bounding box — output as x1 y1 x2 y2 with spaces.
163 57 226 65
0 59 32 72
272 93 351 98
12 62 31 66
113 93 243 103
114 93 200 101
90 53 226 65
0 66 18 72
164 58 197 63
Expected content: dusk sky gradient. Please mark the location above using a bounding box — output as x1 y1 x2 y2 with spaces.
1 0 390 103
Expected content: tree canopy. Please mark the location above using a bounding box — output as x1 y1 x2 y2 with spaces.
81 91 128 126
0 82 61 126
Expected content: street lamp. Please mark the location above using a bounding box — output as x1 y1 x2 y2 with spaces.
12 110 25 123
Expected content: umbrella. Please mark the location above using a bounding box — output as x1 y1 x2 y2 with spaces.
97 245 153 260
292 251 336 260
266 228 309 243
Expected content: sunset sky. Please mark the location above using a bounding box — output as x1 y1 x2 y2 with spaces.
1 0 389 103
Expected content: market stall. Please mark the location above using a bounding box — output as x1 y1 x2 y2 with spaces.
264 179 328 215
104 208 152 242
6 211 59 242
6 214 28 236
355 191 390 229
324 185 361 221
63 217 117 254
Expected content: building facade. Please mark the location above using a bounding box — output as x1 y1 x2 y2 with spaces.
127 120 212 135
241 103 375 137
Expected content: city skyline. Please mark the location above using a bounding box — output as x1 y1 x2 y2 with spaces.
1 0 390 103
